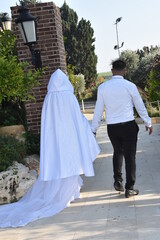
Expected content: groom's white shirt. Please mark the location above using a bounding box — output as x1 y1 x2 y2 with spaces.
91 75 151 133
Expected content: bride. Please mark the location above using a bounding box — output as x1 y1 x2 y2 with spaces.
0 69 100 228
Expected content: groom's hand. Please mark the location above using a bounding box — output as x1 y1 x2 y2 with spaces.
145 126 153 135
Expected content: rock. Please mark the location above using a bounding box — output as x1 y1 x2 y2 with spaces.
24 154 40 175
0 125 25 136
0 125 25 143
0 161 37 204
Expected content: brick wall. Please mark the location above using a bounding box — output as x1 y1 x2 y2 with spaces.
11 2 66 133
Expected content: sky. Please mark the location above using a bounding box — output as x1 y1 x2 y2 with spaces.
1 0 160 73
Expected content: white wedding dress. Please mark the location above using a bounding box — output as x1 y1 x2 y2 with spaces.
0 69 100 228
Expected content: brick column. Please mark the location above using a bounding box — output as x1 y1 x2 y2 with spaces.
11 2 66 133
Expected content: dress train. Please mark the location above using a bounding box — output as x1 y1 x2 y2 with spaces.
0 175 82 228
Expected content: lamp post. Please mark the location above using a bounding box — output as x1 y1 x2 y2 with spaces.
0 13 12 31
15 2 42 69
114 17 124 57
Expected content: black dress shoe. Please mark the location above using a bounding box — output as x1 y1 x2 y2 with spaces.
114 181 124 192
125 189 139 198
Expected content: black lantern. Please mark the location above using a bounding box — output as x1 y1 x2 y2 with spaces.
15 3 42 69
0 13 12 31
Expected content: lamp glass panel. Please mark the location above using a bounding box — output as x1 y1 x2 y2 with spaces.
23 21 36 43
18 23 27 43
2 21 11 30
18 21 36 44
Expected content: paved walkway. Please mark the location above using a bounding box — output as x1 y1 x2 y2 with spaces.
1 118 160 240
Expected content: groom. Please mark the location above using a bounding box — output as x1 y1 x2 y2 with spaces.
91 59 153 198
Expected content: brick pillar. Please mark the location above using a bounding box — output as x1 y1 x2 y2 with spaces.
11 2 66 133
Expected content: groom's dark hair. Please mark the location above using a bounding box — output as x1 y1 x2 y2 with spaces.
112 59 126 71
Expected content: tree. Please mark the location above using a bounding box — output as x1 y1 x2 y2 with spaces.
132 47 160 90
120 46 160 91
18 0 40 4
148 55 160 101
71 74 85 100
132 54 155 90
67 65 85 100
60 3 97 88
60 2 78 67
120 50 139 80
136 45 159 60
75 18 97 87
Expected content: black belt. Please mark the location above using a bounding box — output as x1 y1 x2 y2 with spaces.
108 120 135 126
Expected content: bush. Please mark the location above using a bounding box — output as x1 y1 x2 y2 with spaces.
83 90 93 100
0 101 26 127
148 111 160 117
25 131 40 155
148 56 160 101
0 135 26 172
152 112 160 117
0 30 44 105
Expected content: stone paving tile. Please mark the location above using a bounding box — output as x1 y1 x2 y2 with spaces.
137 228 160 240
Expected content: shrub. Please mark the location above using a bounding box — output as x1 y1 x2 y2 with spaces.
0 30 46 106
0 101 26 127
150 112 160 117
25 131 40 155
148 56 160 101
0 135 26 172
83 91 93 100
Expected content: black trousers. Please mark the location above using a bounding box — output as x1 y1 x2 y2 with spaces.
107 120 139 190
